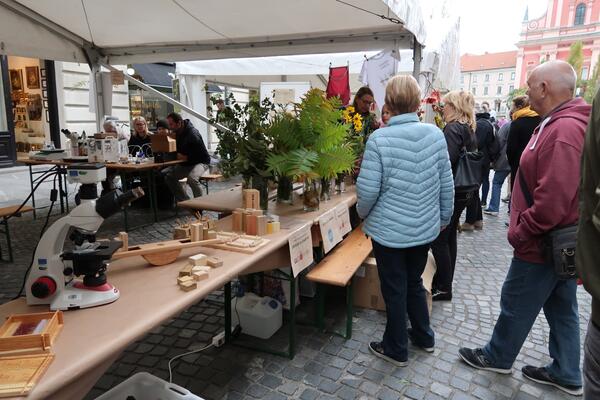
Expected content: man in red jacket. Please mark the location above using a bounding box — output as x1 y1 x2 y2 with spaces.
458 60 590 397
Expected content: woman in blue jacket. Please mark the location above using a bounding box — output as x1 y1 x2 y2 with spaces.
356 75 454 366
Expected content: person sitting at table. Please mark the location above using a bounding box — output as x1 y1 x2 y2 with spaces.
156 119 170 135
164 112 211 202
128 116 152 156
101 118 130 195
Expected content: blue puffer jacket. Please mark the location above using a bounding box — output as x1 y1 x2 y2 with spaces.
356 113 454 248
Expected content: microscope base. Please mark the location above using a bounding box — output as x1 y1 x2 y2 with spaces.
50 281 120 310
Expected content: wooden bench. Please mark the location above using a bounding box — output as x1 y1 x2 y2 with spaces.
179 173 224 195
0 205 34 262
306 226 373 339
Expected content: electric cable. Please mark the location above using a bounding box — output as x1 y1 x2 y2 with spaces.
11 173 59 300
167 344 214 383
334 0 403 25
4 169 60 221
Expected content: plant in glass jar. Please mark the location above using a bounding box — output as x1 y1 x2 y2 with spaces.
266 89 355 211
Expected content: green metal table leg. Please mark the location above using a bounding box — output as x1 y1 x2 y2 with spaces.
224 282 232 343
149 170 158 222
345 282 353 339
3 218 12 262
29 165 36 219
316 284 326 332
288 276 296 359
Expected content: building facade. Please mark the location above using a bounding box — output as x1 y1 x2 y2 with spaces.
516 0 600 88
460 51 518 115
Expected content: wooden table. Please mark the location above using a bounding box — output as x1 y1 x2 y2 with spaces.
0 189 359 399
18 157 184 230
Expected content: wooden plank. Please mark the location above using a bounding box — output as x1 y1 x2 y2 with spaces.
0 206 34 218
111 238 222 260
306 227 372 287
0 354 54 398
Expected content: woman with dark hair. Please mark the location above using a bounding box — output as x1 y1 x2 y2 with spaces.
350 86 380 142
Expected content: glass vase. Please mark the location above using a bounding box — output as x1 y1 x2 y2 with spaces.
320 178 333 201
335 174 346 193
303 179 320 212
276 176 294 204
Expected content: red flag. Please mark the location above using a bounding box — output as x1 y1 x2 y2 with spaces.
326 66 350 106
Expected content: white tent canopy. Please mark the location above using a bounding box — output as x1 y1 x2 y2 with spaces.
0 0 425 65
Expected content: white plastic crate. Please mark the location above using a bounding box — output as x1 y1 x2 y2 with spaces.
95 372 204 400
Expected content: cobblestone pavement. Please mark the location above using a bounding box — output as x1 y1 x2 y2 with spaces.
0 179 591 400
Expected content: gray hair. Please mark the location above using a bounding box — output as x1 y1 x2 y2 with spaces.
103 119 118 133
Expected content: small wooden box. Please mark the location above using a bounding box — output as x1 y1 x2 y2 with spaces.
0 311 64 356
151 133 177 153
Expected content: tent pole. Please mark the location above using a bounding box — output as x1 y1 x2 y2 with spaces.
412 39 422 80
91 63 105 133
100 63 233 134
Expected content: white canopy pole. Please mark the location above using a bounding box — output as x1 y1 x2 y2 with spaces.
100 63 234 135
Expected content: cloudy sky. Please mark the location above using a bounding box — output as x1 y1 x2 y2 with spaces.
422 0 549 54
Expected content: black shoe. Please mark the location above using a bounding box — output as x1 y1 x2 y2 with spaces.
458 348 512 374
368 342 408 367
521 366 583 396
432 289 452 302
407 328 434 353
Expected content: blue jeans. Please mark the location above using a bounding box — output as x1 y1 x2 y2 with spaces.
372 240 434 361
483 258 581 386
487 170 510 212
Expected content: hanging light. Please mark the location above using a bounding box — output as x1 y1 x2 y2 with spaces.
126 66 136 76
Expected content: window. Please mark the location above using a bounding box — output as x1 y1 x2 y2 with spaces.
575 3 586 26
509 85 515 93
511 72 516 80
472 87 477 95
485 74 490 82
498 73 504 81
497 86 502 95
582 66 590 80
460 75 464 84
473 75 478 83
484 87 489 95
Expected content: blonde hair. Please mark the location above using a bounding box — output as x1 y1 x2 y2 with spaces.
385 75 422 115
443 90 477 131
133 116 149 135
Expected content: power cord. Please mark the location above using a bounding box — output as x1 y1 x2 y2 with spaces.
167 344 214 383
11 174 59 300
4 169 59 221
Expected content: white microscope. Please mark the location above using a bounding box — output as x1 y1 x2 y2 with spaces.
25 164 144 310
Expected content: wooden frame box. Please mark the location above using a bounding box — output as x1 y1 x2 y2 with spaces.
0 311 63 356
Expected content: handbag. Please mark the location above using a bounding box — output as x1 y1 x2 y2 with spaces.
454 149 483 193
518 169 578 279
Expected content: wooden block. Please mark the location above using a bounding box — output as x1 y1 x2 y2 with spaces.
243 189 260 209
192 271 209 281
267 222 275 234
179 280 197 291
257 215 267 236
192 266 212 273
207 230 217 239
270 221 280 233
190 223 202 242
203 227 209 240
179 264 193 277
173 227 190 240
207 219 215 230
118 232 128 251
189 254 207 266
232 210 243 232
207 257 223 268
246 214 258 235
177 276 193 285
252 209 264 216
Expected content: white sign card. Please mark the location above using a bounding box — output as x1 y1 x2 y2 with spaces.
319 208 342 254
288 224 314 277
335 203 352 236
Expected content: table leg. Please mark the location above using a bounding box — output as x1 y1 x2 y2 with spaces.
57 165 65 214
345 282 353 340
316 284 326 332
63 167 69 213
149 170 158 222
288 276 297 359
120 172 130 232
224 282 232 343
29 165 36 219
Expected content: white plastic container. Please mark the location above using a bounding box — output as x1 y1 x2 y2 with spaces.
95 372 204 400
231 293 283 339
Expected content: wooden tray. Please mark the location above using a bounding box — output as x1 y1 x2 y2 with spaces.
0 311 63 356
0 353 54 398
204 233 270 254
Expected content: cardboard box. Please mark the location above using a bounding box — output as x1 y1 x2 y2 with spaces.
353 252 436 315
151 133 177 153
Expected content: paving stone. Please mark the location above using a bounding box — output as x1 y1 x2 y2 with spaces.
318 378 341 394
404 386 426 400
246 384 269 398
337 385 358 400
300 388 320 400
431 382 453 398
278 382 299 396
376 387 401 400
260 374 283 389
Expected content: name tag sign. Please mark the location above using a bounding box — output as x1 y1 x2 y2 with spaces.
288 224 314 277
335 203 352 236
319 208 342 254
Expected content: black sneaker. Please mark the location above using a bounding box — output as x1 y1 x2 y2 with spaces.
432 289 452 302
368 342 408 367
458 348 512 374
407 328 434 353
522 366 583 396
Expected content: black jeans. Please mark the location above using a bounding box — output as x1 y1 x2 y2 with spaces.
372 240 434 361
431 192 473 293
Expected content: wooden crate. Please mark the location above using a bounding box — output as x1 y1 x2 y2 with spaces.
0 311 63 356
0 353 54 398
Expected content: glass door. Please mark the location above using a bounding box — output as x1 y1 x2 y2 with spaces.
0 56 16 167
